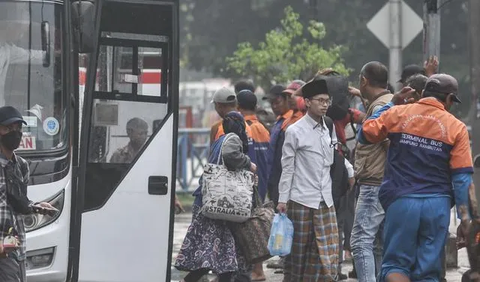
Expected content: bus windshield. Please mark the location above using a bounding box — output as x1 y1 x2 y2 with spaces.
0 1 66 152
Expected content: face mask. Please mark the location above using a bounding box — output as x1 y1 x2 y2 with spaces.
1 131 22 151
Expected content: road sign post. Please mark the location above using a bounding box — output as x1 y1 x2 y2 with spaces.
367 0 423 88
423 0 441 63
389 0 402 91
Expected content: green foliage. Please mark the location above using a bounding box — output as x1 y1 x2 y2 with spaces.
226 6 351 89
179 0 195 68
180 0 470 117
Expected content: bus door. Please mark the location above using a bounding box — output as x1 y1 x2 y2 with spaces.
72 1 179 281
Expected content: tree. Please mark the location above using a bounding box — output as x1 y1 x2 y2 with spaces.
179 0 195 68
180 0 470 117
226 6 351 89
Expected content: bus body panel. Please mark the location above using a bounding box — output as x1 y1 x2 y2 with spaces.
78 115 175 282
0 0 179 280
26 173 71 282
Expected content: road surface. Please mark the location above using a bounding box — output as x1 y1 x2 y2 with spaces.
171 211 470 282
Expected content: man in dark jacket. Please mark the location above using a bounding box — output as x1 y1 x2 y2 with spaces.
265 85 297 206
0 106 55 282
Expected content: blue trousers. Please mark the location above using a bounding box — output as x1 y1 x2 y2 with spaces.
380 196 450 282
351 185 384 282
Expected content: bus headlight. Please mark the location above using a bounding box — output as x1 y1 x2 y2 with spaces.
25 190 64 232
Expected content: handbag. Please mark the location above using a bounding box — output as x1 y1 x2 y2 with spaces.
201 133 254 223
232 187 275 264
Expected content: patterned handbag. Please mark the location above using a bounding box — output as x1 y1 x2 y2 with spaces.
232 187 275 264
201 133 254 223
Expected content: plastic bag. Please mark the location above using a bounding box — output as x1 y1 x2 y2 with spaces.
267 213 294 256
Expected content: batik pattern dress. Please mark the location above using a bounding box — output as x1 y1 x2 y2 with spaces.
175 135 252 275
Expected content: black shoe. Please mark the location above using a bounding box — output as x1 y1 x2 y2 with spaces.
348 270 357 279
337 273 348 281
266 258 284 269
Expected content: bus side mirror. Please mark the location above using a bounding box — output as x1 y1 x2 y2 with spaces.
72 1 95 53
41 21 51 67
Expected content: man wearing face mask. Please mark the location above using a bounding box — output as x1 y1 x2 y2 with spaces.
0 106 55 281
358 74 473 282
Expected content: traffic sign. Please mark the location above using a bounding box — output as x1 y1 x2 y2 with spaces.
367 1 423 49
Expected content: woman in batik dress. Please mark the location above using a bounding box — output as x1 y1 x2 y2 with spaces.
175 111 256 282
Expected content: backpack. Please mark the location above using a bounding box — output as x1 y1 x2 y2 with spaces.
325 75 351 121
324 116 350 208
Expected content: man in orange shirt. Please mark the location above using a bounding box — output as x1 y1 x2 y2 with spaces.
209 88 238 146
236 89 270 281
264 84 303 207
359 74 473 282
284 80 307 122
234 80 276 131
237 90 270 201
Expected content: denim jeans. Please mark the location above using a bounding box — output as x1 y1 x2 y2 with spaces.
380 196 450 282
351 185 385 282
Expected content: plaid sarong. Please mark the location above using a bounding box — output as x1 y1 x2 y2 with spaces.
284 200 339 282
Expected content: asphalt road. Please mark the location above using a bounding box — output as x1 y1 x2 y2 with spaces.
171 211 470 282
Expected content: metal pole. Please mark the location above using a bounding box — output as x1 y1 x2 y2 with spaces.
389 0 402 90
469 0 480 212
423 0 441 63
471 0 480 113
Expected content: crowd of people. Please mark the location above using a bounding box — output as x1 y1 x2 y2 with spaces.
175 57 479 282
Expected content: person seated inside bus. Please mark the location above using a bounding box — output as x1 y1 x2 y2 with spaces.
110 117 148 163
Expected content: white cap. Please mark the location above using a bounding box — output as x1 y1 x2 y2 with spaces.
211 87 236 104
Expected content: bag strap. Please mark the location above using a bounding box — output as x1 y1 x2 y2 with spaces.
216 133 234 165
324 116 334 139
346 110 357 142
253 184 262 208
324 116 340 149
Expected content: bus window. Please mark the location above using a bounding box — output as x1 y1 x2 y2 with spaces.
96 44 164 98
88 99 167 164
109 117 148 163
138 47 162 97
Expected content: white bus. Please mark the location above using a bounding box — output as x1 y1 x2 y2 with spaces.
1 0 179 281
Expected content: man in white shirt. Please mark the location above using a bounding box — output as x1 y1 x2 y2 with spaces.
277 76 354 282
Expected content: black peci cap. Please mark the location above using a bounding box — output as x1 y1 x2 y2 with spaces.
301 77 330 99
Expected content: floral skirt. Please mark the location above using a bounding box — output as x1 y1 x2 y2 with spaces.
174 205 250 275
